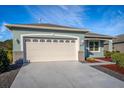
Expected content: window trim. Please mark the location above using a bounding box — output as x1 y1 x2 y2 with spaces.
88 40 100 52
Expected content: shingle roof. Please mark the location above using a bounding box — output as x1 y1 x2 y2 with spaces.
5 23 89 33
85 32 114 39
6 23 115 39
22 24 77 29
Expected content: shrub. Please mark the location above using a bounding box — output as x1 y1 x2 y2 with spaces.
7 50 13 63
111 53 120 64
0 61 3 66
104 51 120 58
111 53 124 67
104 51 112 58
0 48 10 71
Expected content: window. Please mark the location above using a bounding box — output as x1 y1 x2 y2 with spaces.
59 40 64 43
40 39 45 42
33 39 38 42
89 41 99 52
53 39 58 42
71 40 75 43
46 39 51 42
65 40 70 43
25 39 31 42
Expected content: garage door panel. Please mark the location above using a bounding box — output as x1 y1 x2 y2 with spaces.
24 38 78 62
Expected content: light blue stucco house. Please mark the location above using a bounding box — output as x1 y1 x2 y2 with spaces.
6 24 113 63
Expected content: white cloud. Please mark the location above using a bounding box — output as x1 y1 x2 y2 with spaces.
0 21 13 41
0 22 8 32
24 5 86 28
90 8 124 36
24 6 124 36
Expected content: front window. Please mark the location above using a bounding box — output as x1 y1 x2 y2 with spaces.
89 40 99 52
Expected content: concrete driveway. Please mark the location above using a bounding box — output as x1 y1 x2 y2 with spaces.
11 61 124 88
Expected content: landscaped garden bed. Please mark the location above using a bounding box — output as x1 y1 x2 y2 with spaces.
100 51 120 62
0 40 22 87
96 57 112 62
86 57 100 63
101 64 124 75
91 52 124 81
91 64 124 81
101 52 124 75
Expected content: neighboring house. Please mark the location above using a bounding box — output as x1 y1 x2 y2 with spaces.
6 24 113 63
106 34 124 53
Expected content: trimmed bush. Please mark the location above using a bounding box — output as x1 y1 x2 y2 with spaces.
104 51 112 58
104 51 120 58
0 48 10 71
111 53 124 67
7 50 13 63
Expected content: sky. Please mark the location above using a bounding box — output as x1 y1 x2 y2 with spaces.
0 5 124 41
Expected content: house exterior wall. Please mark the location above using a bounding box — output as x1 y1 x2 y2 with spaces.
13 29 85 51
104 44 109 51
113 43 124 53
11 28 110 62
12 28 85 63
85 40 104 58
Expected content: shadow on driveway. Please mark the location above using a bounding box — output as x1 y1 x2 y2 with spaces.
0 59 29 88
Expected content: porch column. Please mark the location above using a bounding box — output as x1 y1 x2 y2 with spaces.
108 40 113 52
78 38 85 62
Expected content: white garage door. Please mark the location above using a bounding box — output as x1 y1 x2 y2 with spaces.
24 37 78 62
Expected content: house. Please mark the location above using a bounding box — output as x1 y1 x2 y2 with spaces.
104 34 124 53
6 24 113 63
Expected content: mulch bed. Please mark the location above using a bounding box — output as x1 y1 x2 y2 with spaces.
0 62 23 88
85 60 100 63
91 64 124 81
96 57 112 62
102 64 124 75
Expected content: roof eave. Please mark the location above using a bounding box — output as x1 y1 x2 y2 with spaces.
85 36 114 39
5 24 89 33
